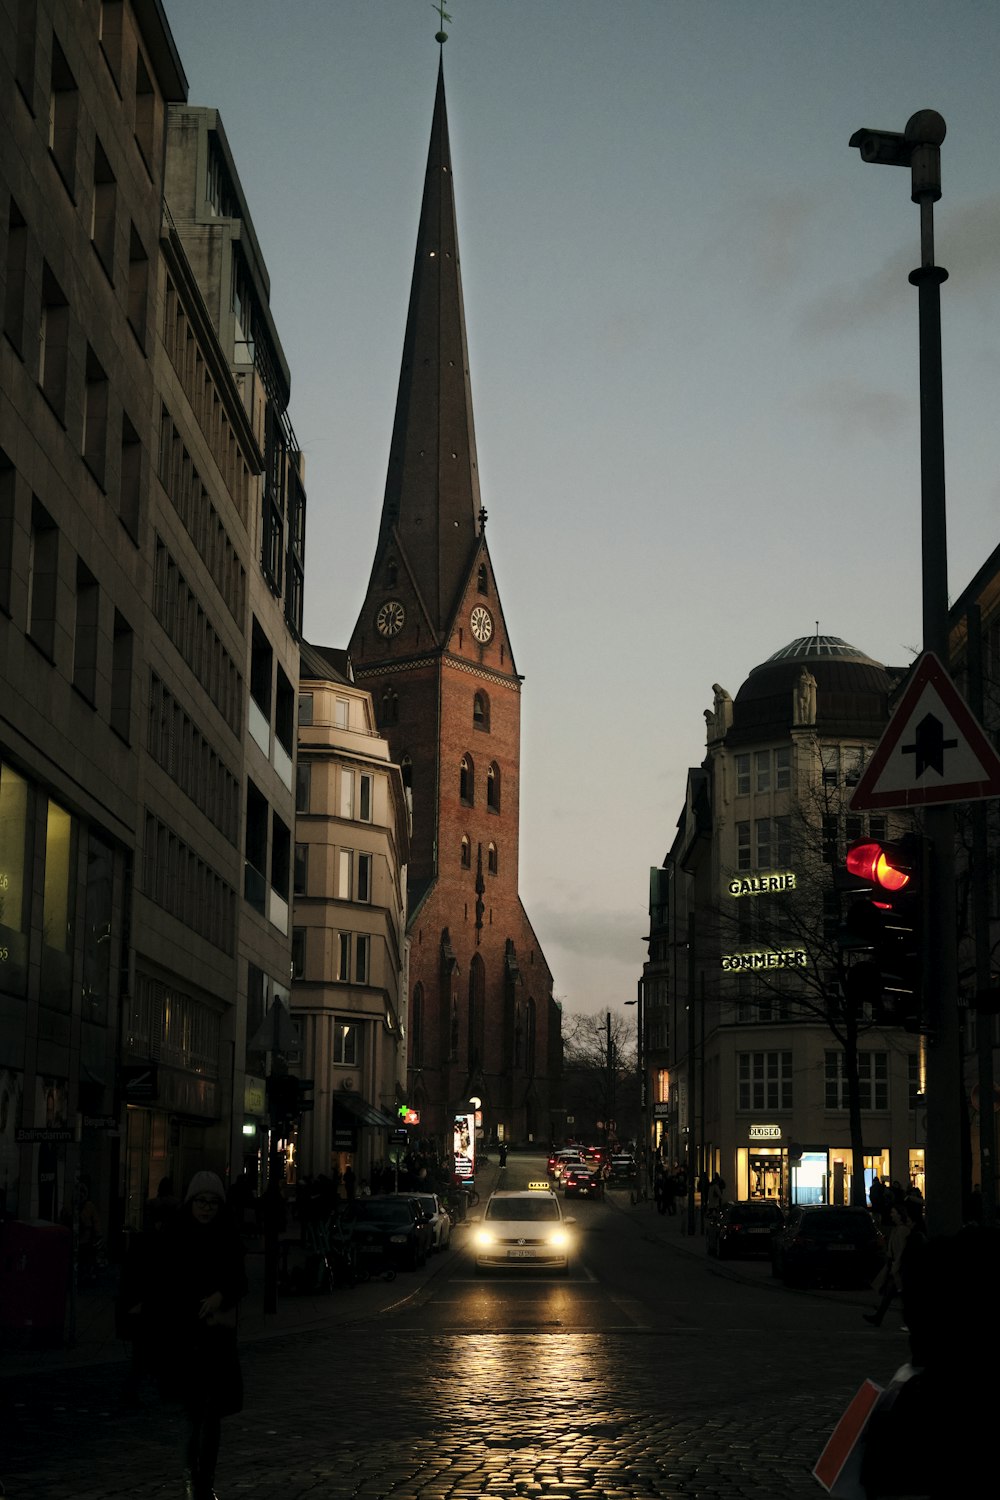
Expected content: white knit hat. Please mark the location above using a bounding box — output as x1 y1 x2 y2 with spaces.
185 1170 226 1203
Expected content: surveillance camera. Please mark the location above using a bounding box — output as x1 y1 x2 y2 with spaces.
848 128 911 167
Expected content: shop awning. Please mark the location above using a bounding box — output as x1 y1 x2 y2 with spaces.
334 1093 391 1129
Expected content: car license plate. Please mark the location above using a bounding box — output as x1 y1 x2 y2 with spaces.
509 1249 536 1258
748 1227 768 1234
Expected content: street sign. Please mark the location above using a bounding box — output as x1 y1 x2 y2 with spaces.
850 651 1000 810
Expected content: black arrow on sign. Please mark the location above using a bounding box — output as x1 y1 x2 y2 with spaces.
902 713 958 778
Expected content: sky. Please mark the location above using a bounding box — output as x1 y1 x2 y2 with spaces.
161 0 1000 1021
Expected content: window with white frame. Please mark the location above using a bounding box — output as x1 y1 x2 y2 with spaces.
338 849 352 900
737 1051 792 1111
333 1019 360 1066
825 1050 888 1110
359 773 372 822
339 769 354 819
335 696 350 729
357 853 372 904
355 933 370 983
336 932 350 982
736 753 750 796
755 750 770 793
775 746 791 791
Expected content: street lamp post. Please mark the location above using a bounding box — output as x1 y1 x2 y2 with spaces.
849 111 962 1234
626 977 647 1193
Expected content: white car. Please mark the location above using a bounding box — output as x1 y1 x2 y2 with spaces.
387 1191 451 1251
473 1186 575 1273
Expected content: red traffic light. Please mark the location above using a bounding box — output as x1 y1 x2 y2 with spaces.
845 841 912 893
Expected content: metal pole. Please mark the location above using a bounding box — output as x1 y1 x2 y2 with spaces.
966 605 996 1225
686 911 697 1236
910 159 963 1236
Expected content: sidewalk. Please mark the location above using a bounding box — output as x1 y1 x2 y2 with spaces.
0 1158 503 1385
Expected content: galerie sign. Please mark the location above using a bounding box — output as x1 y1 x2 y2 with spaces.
727 872 797 897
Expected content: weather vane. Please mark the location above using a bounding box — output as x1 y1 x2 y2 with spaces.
433 1 452 44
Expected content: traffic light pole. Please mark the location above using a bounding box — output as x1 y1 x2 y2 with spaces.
851 112 963 1235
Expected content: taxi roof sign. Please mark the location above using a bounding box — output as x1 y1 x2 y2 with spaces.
527 1180 553 1191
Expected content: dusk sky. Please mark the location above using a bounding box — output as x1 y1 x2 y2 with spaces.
163 1 1000 1021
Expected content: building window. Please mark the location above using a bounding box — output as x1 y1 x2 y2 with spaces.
335 696 350 729
460 836 471 869
133 48 155 171
487 762 500 812
487 842 498 875
737 1051 792 1112
91 139 116 278
336 932 351 982
291 927 306 979
821 747 839 787
736 821 751 872
473 691 489 731
355 934 370 984
83 345 109 485
295 761 311 814
298 692 313 725
39 263 70 421
4 199 28 353
294 843 308 897
271 813 290 902
28 497 59 658
0 761 31 997
126 224 149 347
755 818 771 870
244 781 267 911
736 753 750 796
755 750 770 794
339 769 354 819
775 746 791 791
0 450 14 617
119 412 141 539
822 815 839 865
825 1050 888 1111
48 36 79 196
357 853 372 904
775 815 791 866
99 2 124 87
73 559 99 703
110 611 133 741
333 1020 359 1066
359 773 372 823
460 755 474 805
380 687 398 725
477 562 488 594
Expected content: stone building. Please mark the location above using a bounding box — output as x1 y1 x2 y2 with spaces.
291 644 410 1184
0 2 303 1248
644 636 923 1207
347 62 561 1149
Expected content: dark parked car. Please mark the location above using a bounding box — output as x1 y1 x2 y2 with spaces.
770 1205 884 1287
562 1165 604 1200
609 1154 637 1182
706 1199 784 1258
348 1195 434 1271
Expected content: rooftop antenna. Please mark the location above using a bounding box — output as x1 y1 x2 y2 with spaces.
434 1 452 45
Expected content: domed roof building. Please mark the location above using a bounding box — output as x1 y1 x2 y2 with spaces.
642 632 921 1219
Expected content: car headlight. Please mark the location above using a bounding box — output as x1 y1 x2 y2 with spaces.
548 1228 569 1249
474 1228 496 1248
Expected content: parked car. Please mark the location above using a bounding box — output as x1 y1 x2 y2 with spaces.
706 1199 784 1259
549 1150 585 1184
561 1165 605 1200
609 1154 637 1182
348 1195 434 1271
473 1187 575 1273
386 1191 451 1252
770 1205 884 1287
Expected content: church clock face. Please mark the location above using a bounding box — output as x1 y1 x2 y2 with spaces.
470 605 493 644
376 599 406 637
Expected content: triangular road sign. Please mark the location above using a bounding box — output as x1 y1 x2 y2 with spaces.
851 651 1000 810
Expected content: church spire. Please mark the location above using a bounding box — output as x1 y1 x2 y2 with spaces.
378 58 483 636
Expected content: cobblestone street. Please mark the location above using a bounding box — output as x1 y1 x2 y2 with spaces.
2 1189 895 1500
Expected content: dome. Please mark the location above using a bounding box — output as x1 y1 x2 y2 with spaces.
728 635 898 744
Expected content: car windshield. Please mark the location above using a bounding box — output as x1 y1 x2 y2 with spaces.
733 1203 783 1222
804 1209 873 1231
486 1198 559 1222
354 1201 413 1223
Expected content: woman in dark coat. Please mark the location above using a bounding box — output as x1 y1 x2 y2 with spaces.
151 1171 247 1500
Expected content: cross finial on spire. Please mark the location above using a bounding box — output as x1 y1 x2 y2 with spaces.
434 1 452 44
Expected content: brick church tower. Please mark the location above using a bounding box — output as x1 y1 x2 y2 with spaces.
348 60 561 1149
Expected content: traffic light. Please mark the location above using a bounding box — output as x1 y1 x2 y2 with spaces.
838 836 926 1031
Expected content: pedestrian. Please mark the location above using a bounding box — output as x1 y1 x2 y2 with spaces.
499 1142 508 1167
654 1162 667 1215
864 1203 911 1327
146 1170 247 1500
707 1173 726 1213
343 1166 356 1203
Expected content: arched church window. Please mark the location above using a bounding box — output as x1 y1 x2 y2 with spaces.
487 842 497 875
381 687 398 725
461 835 471 869
401 755 412 790
487 762 500 812
477 563 488 595
473 691 489 731
387 559 398 586
460 754 474 805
